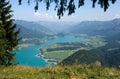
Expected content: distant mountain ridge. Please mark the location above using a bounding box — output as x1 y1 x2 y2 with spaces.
15 19 120 39
37 21 77 33
67 18 120 36
15 20 53 35
16 24 47 38
15 20 55 44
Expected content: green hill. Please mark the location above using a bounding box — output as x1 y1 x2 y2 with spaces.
61 49 106 66
61 46 120 68
0 64 120 79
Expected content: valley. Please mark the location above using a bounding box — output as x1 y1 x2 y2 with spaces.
15 18 120 68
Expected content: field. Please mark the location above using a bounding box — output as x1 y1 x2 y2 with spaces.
41 36 107 62
0 63 120 79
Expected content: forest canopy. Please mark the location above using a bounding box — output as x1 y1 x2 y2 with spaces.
18 0 117 19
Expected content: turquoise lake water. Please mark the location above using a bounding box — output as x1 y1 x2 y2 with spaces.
15 36 89 67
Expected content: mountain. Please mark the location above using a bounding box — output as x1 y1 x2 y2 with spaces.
61 47 120 68
16 24 47 38
67 18 120 36
38 21 77 33
15 20 53 35
15 20 54 44
61 49 106 65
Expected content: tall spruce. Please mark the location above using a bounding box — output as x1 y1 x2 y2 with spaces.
0 0 20 65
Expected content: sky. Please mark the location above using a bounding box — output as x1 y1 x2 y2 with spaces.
9 0 120 22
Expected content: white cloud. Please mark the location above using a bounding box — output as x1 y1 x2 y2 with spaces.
34 12 41 17
114 14 120 19
34 12 58 21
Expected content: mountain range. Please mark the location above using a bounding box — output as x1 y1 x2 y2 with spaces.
67 18 120 37
15 18 120 38
37 21 77 33
16 24 47 38
15 20 53 36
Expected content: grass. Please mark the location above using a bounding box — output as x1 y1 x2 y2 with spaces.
0 64 120 79
83 36 107 48
44 50 75 62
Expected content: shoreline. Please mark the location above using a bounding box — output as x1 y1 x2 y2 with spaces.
36 53 58 65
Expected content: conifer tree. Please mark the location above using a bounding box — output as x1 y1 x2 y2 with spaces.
0 0 20 65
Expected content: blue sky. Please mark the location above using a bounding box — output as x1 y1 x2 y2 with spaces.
10 0 120 22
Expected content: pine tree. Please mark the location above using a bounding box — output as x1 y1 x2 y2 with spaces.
0 0 20 65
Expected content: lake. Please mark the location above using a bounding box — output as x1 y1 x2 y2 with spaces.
15 36 89 67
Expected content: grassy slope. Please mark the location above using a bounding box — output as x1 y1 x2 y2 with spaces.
44 50 75 62
0 65 120 79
